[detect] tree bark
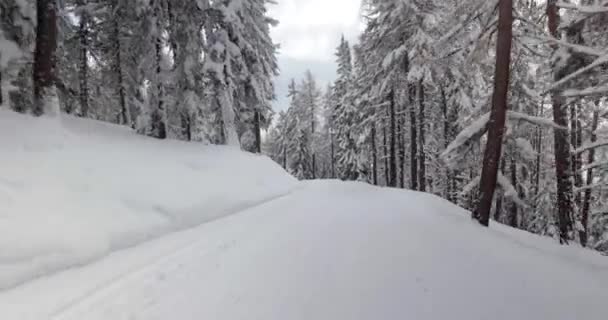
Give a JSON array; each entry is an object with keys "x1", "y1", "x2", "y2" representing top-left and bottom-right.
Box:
[
  {"x1": 382, "y1": 120, "x2": 389, "y2": 186},
  {"x1": 508, "y1": 153, "x2": 518, "y2": 228},
  {"x1": 77, "y1": 0, "x2": 89, "y2": 117},
  {"x1": 547, "y1": 0, "x2": 574, "y2": 243},
  {"x1": 580, "y1": 104, "x2": 599, "y2": 247},
  {"x1": 474, "y1": 0, "x2": 513, "y2": 227},
  {"x1": 388, "y1": 89, "x2": 397, "y2": 187},
  {"x1": 409, "y1": 84, "x2": 418, "y2": 191},
  {"x1": 372, "y1": 122, "x2": 378, "y2": 186},
  {"x1": 111, "y1": 0, "x2": 130, "y2": 126},
  {"x1": 33, "y1": 0, "x2": 58, "y2": 116},
  {"x1": 254, "y1": 110, "x2": 262, "y2": 153},
  {"x1": 398, "y1": 105, "x2": 406, "y2": 188},
  {"x1": 417, "y1": 79, "x2": 427, "y2": 192}
]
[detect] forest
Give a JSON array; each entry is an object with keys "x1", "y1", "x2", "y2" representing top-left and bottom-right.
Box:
[
  {"x1": 2, "y1": 0, "x2": 608, "y2": 253},
  {"x1": 264, "y1": 0, "x2": 608, "y2": 251}
]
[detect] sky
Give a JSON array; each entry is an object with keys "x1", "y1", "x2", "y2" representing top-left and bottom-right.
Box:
[{"x1": 268, "y1": 0, "x2": 363, "y2": 111}]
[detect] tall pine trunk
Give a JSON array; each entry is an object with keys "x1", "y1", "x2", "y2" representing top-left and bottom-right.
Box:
[
  {"x1": 33, "y1": 0, "x2": 58, "y2": 116},
  {"x1": 372, "y1": 122, "x2": 378, "y2": 186},
  {"x1": 580, "y1": 104, "x2": 599, "y2": 247},
  {"x1": 409, "y1": 84, "x2": 418, "y2": 190},
  {"x1": 254, "y1": 110, "x2": 262, "y2": 153},
  {"x1": 383, "y1": 120, "x2": 389, "y2": 186},
  {"x1": 547, "y1": 0, "x2": 574, "y2": 243},
  {"x1": 441, "y1": 86, "x2": 452, "y2": 201},
  {"x1": 77, "y1": 1, "x2": 89, "y2": 117},
  {"x1": 474, "y1": 0, "x2": 513, "y2": 226},
  {"x1": 417, "y1": 79, "x2": 426, "y2": 192},
  {"x1": 111, "y1": 0, "x2": 130, "y2": 126},
  {"x1": 508, "y1": 153, "x2": 518, "y2": 228},
  {"x1": 398, "y1": 105, "x2": 406, "y2": 188},
  {"x1": 388, "y1": 89, "x2": 397, "y2": 187}
]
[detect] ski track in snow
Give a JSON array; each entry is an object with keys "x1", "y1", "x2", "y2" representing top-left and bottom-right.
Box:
[{"x1": 1, "y1": 181, "x2": 605, "y2": 320}]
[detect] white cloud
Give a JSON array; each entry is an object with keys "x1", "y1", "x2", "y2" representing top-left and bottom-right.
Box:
[{"x1": 269, "y1": 0, "x2": 362, "y2": 62}]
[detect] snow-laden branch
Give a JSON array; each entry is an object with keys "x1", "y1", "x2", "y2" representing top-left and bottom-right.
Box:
[
  {"x1": 562, "y1": 84, "x2": 608, "y2": 98},
  {"x1": 543, "y1": 52, "x2": 608, "y2": 94},
  {"x1": 507, "y1": 111, "x2": 567, "y2": 130},
  {"x1": 441, "y1": 113, "x2": 490, "y2": 162},
  {"x1": 557, "y1": 0, "x2": 608, "y2": 14},
  {"x1": 527, "y1": 35, "x2": 606, "y2": 57},
  {"x1": 497, "y1": 173, "x2": 528, "y2": 208},
  {"x1": 578, "y1": 161, "x2": 608, "y2": 173},
  {"x1": 574, "y1": 140, "x2": 608, "y2": 155}
]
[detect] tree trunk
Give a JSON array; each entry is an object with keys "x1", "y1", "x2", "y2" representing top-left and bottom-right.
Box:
[
  {"x1": 33, "y1": 0, "x2": 58, "y2": 116},
  {"x1": 383, "y1": 120, "x2": 389, "y2": 186},
  {"x1": 388, "y1": 89, "x2": 397, "y2": 187},
  {"x1": 533, "y1": 103, "x2": 543, "y2": 213},
  {"x1": 570, "y1": 104, "x2": 582, "y2": 211},
  {"x1": 409, "y1": 84, "x2": 418, "y2": 191},
  {"x1": 330, "y1": 130, "x2": 336, "y2": 178},
  {"x1": 77, "y1": 1, "x2": 89, "y2": 117},
  {"x1": 547, "y1": 0, "x2": 574, "y2": 243},
  {"x1": 580, "y1": 104, "x2": 599, "y2": 247},
  {"x1": 398, "y1": 105, "x2": 406, "y2": 188},
  {"x1": 372, "y1": 122, "x2": 378, "y2": 186},
  {"x1": 441, "y1": 86, "x2": 452, "y2": 201},
  {"x1": 254, "y1": 110, "x2": 262, "y2": 153},
  {"x1": 494, "y1": 160, "x2": 507, "y2": 222},
  {"x1": 111, "y1": 0, "x2": 130, "y2": 126},
  {"x1": 417, "y1": 79, "x2": 427, "y2": 192},
  {"x1": 508, "y1": 153, "x2": 518, "y2": 228},
  {"x1": 474, "y1": 0, "x2": 513, "y2": 227}
]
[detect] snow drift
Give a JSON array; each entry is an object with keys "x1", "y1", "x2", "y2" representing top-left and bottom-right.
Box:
[{"x1": 0, "y1": 110, "x2": 298, "y2": 289}]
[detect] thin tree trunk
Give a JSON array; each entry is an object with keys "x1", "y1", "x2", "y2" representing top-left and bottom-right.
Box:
[
  {"x1": 547, "y1": 0, "x2": 574, "y2": 243},
  {"x1": 409, "y1": 84, "x2": 418, "y2": 190},
  {"x1": 580, "y1": 104, "x2": 599, "y2": 247},
  {"x1": 508, "y1": 153, "x2": 518, "y2": 228},
  {"x1": 77, "y1": 0, "x2": 89, "y2": 117},
  {"x1": 330, "y1": 130, "x2": 336, "y2": 178},
  {"x1": 494, "y1": 160, "x2": 507, "y2": 222},
  {"x1": 474, "y1": 0, "x2": 513, "y2": 226},
  {"x1": 533, "y1": 103, "x2": 543, "y2": 213},
  {"x1": 383, "y1": 120, "x2": 389, "y2": 186},
  {"x1": 441, "y1": 86, "x2": 452, "y2": 200},
  {"x1": 372, "y1": 122, "x2": 378, "y2": 186},
  {"x1": 254, "y1": 110, "x2": 262, "y2": 153},
  {"x1": 398, "y1": 105, "x2": 406, "y2": 188},
  {"x1": 388, "y1": 89, "x2": 397, "y2": 187},
  {"x1": 570, "y1": 104, "x2": 582, "y2": 211},
  {"x1": 417, "y1": 79, "x2": 427, "y2": 192},
  {"x1": 33, "y1": 0, "x2": 58, "y2": 116}
]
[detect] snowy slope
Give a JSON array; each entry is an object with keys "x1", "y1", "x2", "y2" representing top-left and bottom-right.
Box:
[
  {"x1": 1, "y1": 181, "x2": 607, "y2": 320},
  {"x1": 0, "y1": 110, "x2": 298, "y2": 289}
]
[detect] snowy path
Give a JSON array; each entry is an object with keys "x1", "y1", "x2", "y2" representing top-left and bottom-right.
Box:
[{"x1": 2, "y1": 181, "x2": 608, "y2": 320}]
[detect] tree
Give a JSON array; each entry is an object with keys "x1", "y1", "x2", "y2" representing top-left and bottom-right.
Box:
[{"x1": 32, "y1": 0, "x2": 58, "y2": 116}]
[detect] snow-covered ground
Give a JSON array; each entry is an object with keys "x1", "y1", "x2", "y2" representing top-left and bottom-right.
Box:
[
  {"x1": 1, "y1": 110, "x2": 608, "y2": 319},
  {"x1": 0, "y1": 110, "x2": 297, "y2": 290}
]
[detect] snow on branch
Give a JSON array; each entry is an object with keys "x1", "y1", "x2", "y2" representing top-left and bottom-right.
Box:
[
  {"x1": 507, "y1": 111, "x2": 567, "y2": 130},
  {"x1": 562, "y1": 84, "x2": 608, "y2": 98},
  {"x1": 497, "y1": 173, "x2": 528, "y2": 209},
  {"x1": 574, "y1": 140, "x2": 608, "y2": 155},
  {"x1": 543, "y1": 52, "x2": 608, "y2": 94},
  {"x1": 441, "y1": 113, "x2": 490, "y2": 166},
  {"x1": 557, "y1": 1, "x2": 608, "y2": 14},
  {"x1": 578, "y1": 161, "x2": 608, "y2": 173}
]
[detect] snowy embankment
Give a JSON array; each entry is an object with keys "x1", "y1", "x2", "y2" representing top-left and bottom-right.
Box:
[{"x1": 0, "y1": 110, "x2": 298, "y2": 289}]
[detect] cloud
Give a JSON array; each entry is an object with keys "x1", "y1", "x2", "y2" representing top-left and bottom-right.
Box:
[{"x1": 268, "y1": 0, "x2": 363, "y2": 110}]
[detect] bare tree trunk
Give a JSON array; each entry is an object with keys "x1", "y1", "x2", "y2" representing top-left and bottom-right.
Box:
[
  {"x1": 330, "y1": 130, "x2": 336, "y2": 178},
  {"x1": 441, "y1": 86, "x2": 452, "y2": 201},
  {"x1": 494, "y1": 160, "x2": 507, "y2": 222},
  {"x1": 111, "y1": 0, "x2": 130, "y2": 126},
  {"x1": 383, "y1": 120, "x2": 389, "y2": 186},
  {"x1": 77, "y1": 0, "x2": 89, "y2": 117},
  {"x1": 388, "y1": 89, "x2": 397, "y2": 187},
  {"x1": 570, "y1": 104, "x2": 582, "y2": 211},
  {"x1": 409, "y1": 84, "x2": 418, "y2": 190},
  {"x1": 254, "y1": 110, "x2": 262, "y2": 153},
  {"x1": 417, "y1": 79, "x2": 427, "y2": 192},
  {"x1": 474, "y1": 0, "x2": 513, "y2": 226},
  {"x1": 581, "y1": 104, "x2": 599, "y2": 247},
  {"x1": 508, "y1": 153, "x2": 518, "y2": 228},
  {"x1": 398, "y1": 105, "x2": 406, "y2": 188},
  {"x1": 33, "y1": 0, "x2": 58, "y2": 116},
  {"x1": 372, "y1": 122, "x2": 378, "y2": 186},
  {"x1": 547, "y1": 0, "x2": 574, "y2": 243},
  {"x1": 533, "y1": 103, "x2": 543, "y2": 213}
]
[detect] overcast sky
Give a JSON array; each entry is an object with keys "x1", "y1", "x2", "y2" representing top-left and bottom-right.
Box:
[{"x1": 269, "y1": 0, "x2": 363, "y2": 111}]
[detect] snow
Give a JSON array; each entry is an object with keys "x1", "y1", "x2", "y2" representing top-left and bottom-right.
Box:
[
  {"x1": 0, "y1": 109, "x2": 297, "y2": 290},
  {"x1": 1, "y1": 110, "x2": 608, "y2": 319},
  {"x1": 1, "y1": 181, "x2": 608, "y2": 320}
]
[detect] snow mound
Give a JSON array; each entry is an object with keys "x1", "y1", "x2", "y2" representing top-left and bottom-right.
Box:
[{"x1": 0, "y1": 110, "x2": 298, "y2": 289}]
